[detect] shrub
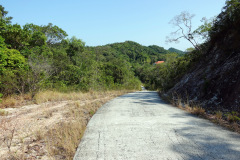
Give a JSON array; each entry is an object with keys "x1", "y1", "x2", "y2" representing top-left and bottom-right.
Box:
[
  {"x1": 0, "y1": 93, "x2": 2, "y2": 103},
  {"x1": 0, "y1": 96, "x2": 17, "y2": 108},
  {"x1": 192, "y1": 106, "x2": 205, "y2": 116},
  {"x1": 215, "y1": 111, "x2": 223, "y2": 120},
  {"x1": 226, "y1": 112, "x2": 240, "y2": 123}
]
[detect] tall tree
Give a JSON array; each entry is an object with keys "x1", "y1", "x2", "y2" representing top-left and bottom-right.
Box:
[
  {"x1": 41, "y1": 23, "x2": 68, "y2": 45},
  {"x1": 166, "y1": 11, "x2": 201, "y2": 51},
  {"x1": 0, "y1": 5, "x2": 12, "y2": 25}
]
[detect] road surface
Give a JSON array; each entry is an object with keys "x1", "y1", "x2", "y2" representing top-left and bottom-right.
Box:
[{"x1": 74, "y1": 91, "x2": 240, "y2": 160}]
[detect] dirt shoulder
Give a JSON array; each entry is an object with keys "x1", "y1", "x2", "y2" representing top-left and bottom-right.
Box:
[{"x1": 0, "y1": 90, "x2": 132, "y2": 160}]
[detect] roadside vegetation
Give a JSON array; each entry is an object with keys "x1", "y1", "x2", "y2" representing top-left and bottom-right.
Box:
[
  {"x1": 165, "y1": 93, "x2": 240, "y2": 133},
  {"x1": 0, "y1": 5, "x2": 142, "y2": 98},
  {"x1": 153, "y1": 0, "x2": 240, "y2": 132},
  {"x1": 0, "y1": 90, "x2": 132, "y2": 159}
]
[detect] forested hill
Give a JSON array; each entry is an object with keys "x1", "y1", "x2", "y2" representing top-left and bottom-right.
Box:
[
  {"x1": 168, "y1": 47, "x2": 185, "y2": 55},
  {"x1": 86, "y1": 41, "x2": 175, "y2": 64}
]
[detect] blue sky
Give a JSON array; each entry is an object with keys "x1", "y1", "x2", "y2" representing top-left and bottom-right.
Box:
[{"x1": 1, "y1": 0, "x2": 226, "y2": 51}]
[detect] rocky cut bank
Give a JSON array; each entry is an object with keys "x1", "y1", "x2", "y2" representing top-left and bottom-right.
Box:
[{"x1": 167, "y1": 1, "x2": 240, "y2": 113}]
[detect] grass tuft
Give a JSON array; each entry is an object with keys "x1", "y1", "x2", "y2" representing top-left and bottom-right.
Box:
[
  {"x1": 45, "y1": 121, "x2": 86, "y2": 160},
  {"x1": 0, "y1": 94, "x2": 33, "y2": 109},
  {"x1": 192, "y1": 106, "x2": 205, "y2": 116},
  {"x1": 215, "y1": 111, "x2": 223, "y2": 120},
  {"x1": 0, "y1": 109, "x2": 8, "y2": 116},
  {"x1": 34, "y1": 129, "x2": 44, "y2": 141},
  {"x1": 1, "y1": 96, "x2": 17, "y2": 108},
  {"x1": 165, "y1": 92, "x2": 240, "y2": 133}
]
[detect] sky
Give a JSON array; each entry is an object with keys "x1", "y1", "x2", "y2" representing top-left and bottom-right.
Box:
[{"x1": 1, "y1": 0, "x2": 226, "y2": 51}]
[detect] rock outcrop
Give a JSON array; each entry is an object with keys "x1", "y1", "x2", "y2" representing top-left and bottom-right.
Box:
[{"x1": 168, "y1": 27, "x2": 240, "y2": 113}]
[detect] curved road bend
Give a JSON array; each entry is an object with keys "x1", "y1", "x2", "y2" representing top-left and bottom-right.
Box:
[{"x1": 74, "y1": 91, "x2": 240, "y2": 160}]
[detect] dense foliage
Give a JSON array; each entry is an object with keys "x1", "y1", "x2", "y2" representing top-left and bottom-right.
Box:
[
  {"x1": 86, "y1": 42, "x2": 189, "y2": 92},
  {"x1": 0, "y1": 4, "x2": 189, "y2": 97},
  {"x1": 0, "y1": 5, "x2": 144, "y2": 97},
  {"x1": 168, "y1": 47, "x2": 185, "y2": 55},
  {"x1": 209, "y1": 0, "x2": 240, "y2": 47},
  {"x1": 86, "y1": 41, "x2": 170, "y2": 65}
]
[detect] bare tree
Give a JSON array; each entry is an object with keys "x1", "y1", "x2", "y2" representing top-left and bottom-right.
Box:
[{"x1": 166, "y1": 11, "x2": 201, "y2": 51}]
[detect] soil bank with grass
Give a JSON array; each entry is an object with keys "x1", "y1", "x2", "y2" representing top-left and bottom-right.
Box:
[{"x1": 0, "y1": 90, "x2": 133, "y2": 160}]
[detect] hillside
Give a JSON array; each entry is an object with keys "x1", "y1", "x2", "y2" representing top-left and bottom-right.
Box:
[
  {"x1": 167, "y1": 1, "x2": 240, "y2": 114},
  {"x1": 86, "y1": 41, "x2": 173, "y2": 65},
  {"x1": 168, "y1": 47, "x2": 185, "y2": 55}
]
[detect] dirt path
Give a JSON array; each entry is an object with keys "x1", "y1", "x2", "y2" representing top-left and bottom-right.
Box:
[
  {"x1": 0, "y1": 101, "x2": 73, "y2": 159},
  {"x1": 74, "y1": 91, "x2": 240, "y2": 160}
]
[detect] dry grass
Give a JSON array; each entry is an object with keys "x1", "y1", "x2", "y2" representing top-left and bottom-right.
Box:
[
  {"x1": 0, "y1": 117, "x2": 17, "y2": 152},
  {"x1": 184, "y1": 103, "x2": 192, "y2": 112},
  {"x1": 45, "y1": 99, "x2": 112, "y2": 160},
  {"x1": 177, "y1": 98, "x2": 183, "y2": 108},
  {"x1": 192, "y1": 106, "x2": 205, "y2": 116},
  {"x1": 0, "y1": 89, "x2": 134, "y2": 159},
  {"x1": 42, "y1": 108, "x2": 54, "y2": 118},
  {"x1": 0, "y1": 109, "x2": 8, "y2": 116},
  {"x1": 34, "y1": 129, "x2": 44, "y2": 141},
  {"x1": 1, "y1": 96, "x2": 17, "y2": 108},
  {"x1": 0, "y1": 94, "x2": 32, "y2": 109},
  {"x1": 165, "y1": 93, "x2": 240, "y2": 134},
  {"x1": 215, "y1": 111, "x2": 223, "y2": 120},
  {"x1": 45, "y1": 122, "x2": 85, "y2": 160},
  {"x1": 181, "y1": 101, "x2": 205, "y2": 116},
  {"x1": 34, "y1": 90, "x2": 130, "y2": 104},
  {"x1": 168, "y1": 92, "x2": 206, "y2": 116}
]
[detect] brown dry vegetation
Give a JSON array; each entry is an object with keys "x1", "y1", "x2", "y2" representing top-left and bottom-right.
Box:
[
  {"x1": 166, "y1": 94, "x2": 240, "y2": 134},
  {"x1": 0, "y1": 94, "x2": 33, "y2": 109},
  {"x1": 0, "y1": 90, "x2": 133, "y2": 160}
]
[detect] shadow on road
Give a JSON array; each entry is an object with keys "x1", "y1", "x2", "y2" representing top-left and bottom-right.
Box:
[
  {"x1": 74, "y1": 90, "x2": 240, "y2": 159},
  {"x1": 119, "y1": 91, "x2": 168, "y2": 105},
  {"x1": 169, "y1": 113, "x2": 240, "y2": 160},
  {"x1": 121, "y1": 91, "x2": 240, "y2": 159}
]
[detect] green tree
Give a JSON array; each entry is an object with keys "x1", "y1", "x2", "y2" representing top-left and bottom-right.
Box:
[
  {"x1": 0, "y1": 35, "x2": 6, "y2": 48},
  {"x1": 1, "y1": 24, "x2": 30, "y2": 50},
  {"x1": 209, "y1": 0, "x2": 240, "y2": 42},
  {"x1": 41, "y1": 23, "x2": 68, "y2": 45},
  {"x1": 185, "y1": 47, "x2": 195, "y2": 53},
  {"x1": 0, "y1": 48, "x2": 28, "y2": 95},
  {"x1": 194, "y1": 17, "x2": 215, "y2": 41},
  {"x1": 0, "y1": 5, "x2": 12, "y2": 31},
  {"x1": 66, "y1": 36, "x2": 85, "y2": 58}
]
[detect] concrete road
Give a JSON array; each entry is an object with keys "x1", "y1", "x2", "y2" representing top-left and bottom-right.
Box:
[{"x1": 74, "y1": 91, "x2": 240, "y2": 160}]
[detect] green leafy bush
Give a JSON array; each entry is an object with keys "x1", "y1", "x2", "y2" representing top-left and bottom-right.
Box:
[
  {"x1": 0, "y1": 93, "x2": 2, "y2": 103},
  {"x1": 226, "y1": 112, "x2": 240, "y2": 123}
]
